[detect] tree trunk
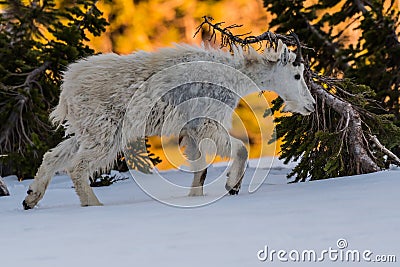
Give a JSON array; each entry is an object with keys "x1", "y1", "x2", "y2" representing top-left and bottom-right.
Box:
[
  {"x1": 0, "y1": 176, "x2": 10, "y2": 196},
  {"x1": 310, "y1": 81, "x2": 380, "y2": 174}
]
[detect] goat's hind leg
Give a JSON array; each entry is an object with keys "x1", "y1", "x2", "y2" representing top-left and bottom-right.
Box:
[
  {"x1": 67, "y1": 137, "x2": 122, "y2": 207},
  {"x1": 23, "y1": 137, "x2": 79, "y2": 210},
  {"x1": 225, "y1": 137, "x2": 248, "y2": 195},
  {"x1": 68, "y1": 159, "x2": 102, "y2": 207},
  {"x1": 182, "y1": 135, "x2": 208, "y2": 197}
]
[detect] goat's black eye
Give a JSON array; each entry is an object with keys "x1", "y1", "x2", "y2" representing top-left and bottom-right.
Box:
[{"x1": 294, "y1": 74, "x2": 301, "y2": 80}]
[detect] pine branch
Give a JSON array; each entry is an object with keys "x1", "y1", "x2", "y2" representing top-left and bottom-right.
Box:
[
  {"x1": 309, "y1": 79, "x2": 379, "y2": 174},
  {"x1": 298, "y1": 12, "x2": 350, "y2": 71},
  {"x1": 354, "y1": 0, "x2": 400, "y2": 47},
  {"x1": 75, "y1": 0, "x2": 100, "y2": 29}
]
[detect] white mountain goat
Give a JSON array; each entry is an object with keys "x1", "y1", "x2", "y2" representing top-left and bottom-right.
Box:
[{"x1": 23, "y1": 39, "x2": 315, "y2": 209}]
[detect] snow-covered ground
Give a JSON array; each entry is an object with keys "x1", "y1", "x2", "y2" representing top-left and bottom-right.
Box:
[{"x1": 1, "y1": 158, "x2": 399, "y2": 266}]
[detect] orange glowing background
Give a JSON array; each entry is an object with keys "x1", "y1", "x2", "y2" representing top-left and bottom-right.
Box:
[{"x1": 84, "y1": 0, "x2": 286, "y2": 169}]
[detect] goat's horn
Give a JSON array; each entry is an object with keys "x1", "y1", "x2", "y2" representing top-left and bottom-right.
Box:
[{"x1": 290, "y1": 31, "x2": 302, "y2": 66}]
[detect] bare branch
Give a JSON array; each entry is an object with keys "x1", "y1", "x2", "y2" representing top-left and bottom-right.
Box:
[
  {"x1": 0, "y1": 61, "x2": 51, "y2": 153},
  {"x1": 369, "y1": 134, "x2": 400, "y2": 166},
  {"x1": 195, "y1": 16, "x2": 311, "y2": 50},
  {"x1": 0, "y1": 176, "x2": 10, "y2": 196},
  {"x1": 24, "y1": 61, "x2": 51, "y2": 89}
]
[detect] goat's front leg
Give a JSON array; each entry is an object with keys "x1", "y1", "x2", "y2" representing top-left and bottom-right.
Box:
[
  {"x1": 23, "y1": 152, "x2": 55, "y2": 209},
  {"x1": 225, "y1": 137, "x2": 248, "y2": 195},
  {"x1": 189, "y1": 168, "x2": 208, "y2": 196},
  {"x1": 23, "y1": 137, "x2": 79, "y2": 210}
]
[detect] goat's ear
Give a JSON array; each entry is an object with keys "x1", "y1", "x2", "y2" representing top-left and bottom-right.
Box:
[{"x1": 288, "y1": 51, "x2": 297, "y2": 63}]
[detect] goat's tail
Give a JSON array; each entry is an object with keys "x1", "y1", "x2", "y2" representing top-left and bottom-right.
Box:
[{"x1": 50, "y1": 87, "x2": 68, "y2": 127}]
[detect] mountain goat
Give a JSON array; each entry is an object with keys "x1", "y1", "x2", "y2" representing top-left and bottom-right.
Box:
[{"x1": 23, "y1": 39, "x2": 315, "y2": 209}]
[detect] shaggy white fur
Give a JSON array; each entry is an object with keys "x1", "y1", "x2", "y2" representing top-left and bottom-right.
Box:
[{"x1": 23, "y1": 41, "x2": 315, "y2": 209}]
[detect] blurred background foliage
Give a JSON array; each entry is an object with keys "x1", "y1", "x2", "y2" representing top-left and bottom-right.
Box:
[{"x1": 89, "y1": 0, "x2": 270, "y2": 53}]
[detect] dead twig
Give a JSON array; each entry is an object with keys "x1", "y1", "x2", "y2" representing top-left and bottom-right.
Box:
[
  {"x1": 369, "y1": 134, "x2": 400, "y2": 166},
  {"x1": 194, "y1": 16, "x2": 312, "y2": 50}
]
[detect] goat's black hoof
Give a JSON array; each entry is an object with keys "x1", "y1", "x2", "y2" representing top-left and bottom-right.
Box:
[
  {"x1": 22, "y1": 200, "x2": 32, "y2": 210},
  {"x1": 228, "y1": 189, "x2": 239, "y2": 195},
  {"x1": 225, "y1": 184, "x2": 239, "y2": 195}
]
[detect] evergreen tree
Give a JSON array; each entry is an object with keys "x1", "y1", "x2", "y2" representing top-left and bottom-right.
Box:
[
  {"x1": 196, "y1": 9, "x2": 400, "y2": 182},
  {"x1": 262, "y1": 0, "x2": 400, "y2": 181},
  {"x1": 264, "y1": 0, "x2": 400, "y2": 120},
  {"x1": 0, "y1": 0, "x2": 108, "y2": 178},
  {"x1": 0, "y1": 0, "x2": 159, "y2": 178}
]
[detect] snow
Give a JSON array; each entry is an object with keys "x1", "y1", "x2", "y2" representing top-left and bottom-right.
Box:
[{"x1": 0, "y1": 158, "x2": 399, "y2": 266}]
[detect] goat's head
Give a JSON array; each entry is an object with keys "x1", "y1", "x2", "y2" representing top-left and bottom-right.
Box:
[{"x1": 247, "y1": 36, "x2": 315, "y2": 115}]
